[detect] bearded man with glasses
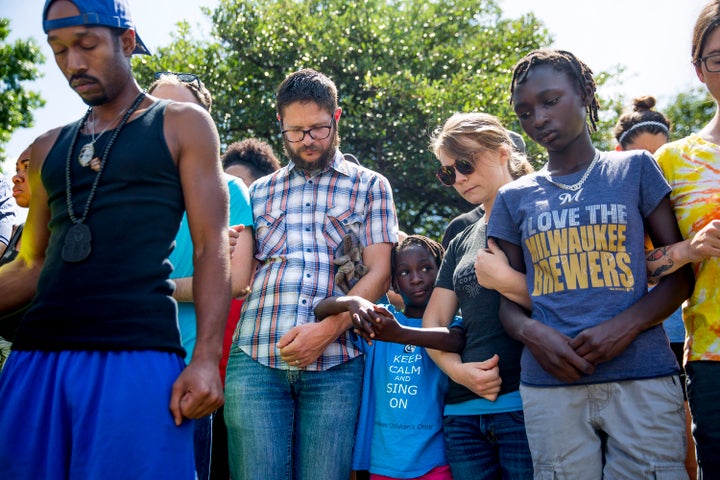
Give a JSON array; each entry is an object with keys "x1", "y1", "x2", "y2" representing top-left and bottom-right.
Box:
[{"x1": 224, "y1": 68, "x2": 399, "y2": 480}]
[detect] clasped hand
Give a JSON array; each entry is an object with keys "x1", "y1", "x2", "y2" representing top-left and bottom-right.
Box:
[
  {"x1": 526, "y1": 315, "x2": 637, "y2": 384},
  {"x1": 277, "y1": 318, "x2": 343, "y2": 368},
  {"x1": 341, "y1": 297, "x2": 398, "y2": 345}
]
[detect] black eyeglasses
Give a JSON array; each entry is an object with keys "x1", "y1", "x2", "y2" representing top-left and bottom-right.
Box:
[
  {"x1": 435, "y1": 157, "x2": 476, "y2": 186},
  {"x1": 700, "y1": 53, "x2": 720, "y2": 72},
  {"x1": 154, "y1": 71, "x2": 202, "y2": 87},
  {"x1": 281, "y1": 121, "x2": 334, "y2": 143}
]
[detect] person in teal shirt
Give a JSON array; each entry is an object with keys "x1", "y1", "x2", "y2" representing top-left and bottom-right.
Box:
[{"x1": 149, "y1": 72, "x2": 254, "y2": 480}]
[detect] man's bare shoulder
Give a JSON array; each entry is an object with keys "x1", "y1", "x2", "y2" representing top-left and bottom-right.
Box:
[
  {"x1": 158, "y1": 98, "x2": 213, "y2": 124},
  {"x1": 150, "y1": 98, "x2": 219, "y2": 167},
  {"x1": 30, "y1": 125, "x2": 66, "y2": 170},
  {"x1": 160, "y1": 100, "x2": 217, "y2": 144}
]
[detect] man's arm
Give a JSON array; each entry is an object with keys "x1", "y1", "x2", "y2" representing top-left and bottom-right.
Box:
[
  {"x1": 646, "y1": 219, "x2": 720, "y2": 283},
  {"x1": 315, "y1": 294, "x2": 465, "y2": 352},
  {"x1": 323, "y1": 241, "x2": 393, "y2": 336},
  {"x1": 314, "y1": 295, "x2": 371, "y2": 320},
  {"x1": 163, "y1": 102, "x2": 230, "y2": 425},
  {"x1": 422, "y1": 287, "x2": 501, "y2": 400},
  {"x1": 314, "y1": 294, "x2": 389, "y2": 345},
  {"x1": 569, "y1": 197, "x2": 695, "y2": 365},
  {"x1": 0, "y1": 133, "x2": 55, "y2": 314},
  {"x1": 277, "y1": 241, "x2": 393, "y2": 367},
  {"x1": 173, "y1": 225, "x2": 254, "y2": 301}
]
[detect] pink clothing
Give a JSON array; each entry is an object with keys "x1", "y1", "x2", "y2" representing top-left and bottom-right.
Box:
[
  {"x1": 370, "y1": 464, "x2": 452, "y2": 480},
  {"x1": 219, "y1": 298, "x2": 243, "y2": 385}
]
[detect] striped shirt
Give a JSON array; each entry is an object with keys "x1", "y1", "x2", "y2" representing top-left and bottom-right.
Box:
[{"x1": 237, "y1": 151, "x2": 398, "y2": 371}]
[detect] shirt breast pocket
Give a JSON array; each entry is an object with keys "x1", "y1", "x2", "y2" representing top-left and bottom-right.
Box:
[
  {"x1": 255, "y1": 210, "x2": 287, "y2": 257},
  {"x1": 322, "y1": 206, "x2": 364, "y2": 251}
]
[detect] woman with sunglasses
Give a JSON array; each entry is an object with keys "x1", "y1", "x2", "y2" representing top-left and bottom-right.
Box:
[{"x1": 422, "y1": 112, "x2": 534, "y2": 479}]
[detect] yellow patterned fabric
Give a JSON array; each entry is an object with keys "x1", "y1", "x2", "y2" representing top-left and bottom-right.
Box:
[{"x1": 655, "y1": 134, "x2": 720, "y2": 363}]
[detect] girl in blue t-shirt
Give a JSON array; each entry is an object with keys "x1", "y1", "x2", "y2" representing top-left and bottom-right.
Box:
[
  {"x1": 315, "y1": 235, "x2": 461, "y2": 480},
  {"x1": 489, "y1": 48, "x2": 692, "y2": 478}
]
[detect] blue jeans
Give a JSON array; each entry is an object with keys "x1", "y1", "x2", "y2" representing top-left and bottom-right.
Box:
[
  {"x1": 442, "y1": 410, "x2": 533, "y2": 480},
  {"x1": 224, "y1": 347, "x2": 363, "y2": 480},
  {"x1": 194, "y1": 413, "x2": 213, "y2": 480},
  {"x1": 686, "y1": 361, "x2": 720, "y2": 479}
]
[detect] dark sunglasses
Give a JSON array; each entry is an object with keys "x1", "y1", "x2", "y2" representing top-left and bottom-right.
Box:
[
  {"x1": 154, "y1": 71, "x2": 201, "y2": 87},
  {"x1": 435, "y1": 157, "x2": 476, "y2": 187}
]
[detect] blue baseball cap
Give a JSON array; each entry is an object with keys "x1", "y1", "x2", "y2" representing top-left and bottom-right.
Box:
[{"x1": 42, "y1": 0, "x2": 150, "y2": 55}]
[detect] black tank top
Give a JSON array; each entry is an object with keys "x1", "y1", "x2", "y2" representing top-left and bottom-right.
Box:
[{"x1": 14, "y1": 100, "x2": 186, "y2": 354}]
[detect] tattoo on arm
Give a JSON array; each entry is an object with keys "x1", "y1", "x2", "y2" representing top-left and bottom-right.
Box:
[
  {"x1": 649, "y1": 263, "x2": 673, "y2": 279},
  {"x1": 646, "y1": 246, "x2": 674, "y2": 283},
  {"x1": 646, "y1": 246, "x2": 670, "y2": 262}
]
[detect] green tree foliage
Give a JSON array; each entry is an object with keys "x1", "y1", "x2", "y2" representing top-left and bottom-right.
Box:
[
  {"x1": 134, "y1": 1, "x2": 625, "y2": 239},
  {"x1": 591, "y1": 66, "x2": 626, "y2": 152},
  {"x1": 134, "y1": 0, "x2": 553, "y2": 239},
  {"x1": 665, "y1": 87, "x2": 715, "y2": 140},
  {"x1": 0, "y1": 18, "x2": 45, "y2": 165}
]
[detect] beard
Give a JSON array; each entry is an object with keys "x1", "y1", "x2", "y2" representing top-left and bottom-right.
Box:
[{"x1": 283, "y1": 130, "x2": 340, "y2": 173}]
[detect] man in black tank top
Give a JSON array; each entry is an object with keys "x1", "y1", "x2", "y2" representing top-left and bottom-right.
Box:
[{"x1": 0, "y1": 1, "x2": 231, "y2": 478}]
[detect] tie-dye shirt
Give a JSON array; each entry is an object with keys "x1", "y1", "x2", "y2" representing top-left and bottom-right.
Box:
[{"x1": 655, "y1": 134, "x2": 720, "y2": 363}]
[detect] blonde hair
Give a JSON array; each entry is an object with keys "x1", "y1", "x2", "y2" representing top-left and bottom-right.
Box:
[{"x1": 430, "y1": 112, "x2": 533, "y2": 180}]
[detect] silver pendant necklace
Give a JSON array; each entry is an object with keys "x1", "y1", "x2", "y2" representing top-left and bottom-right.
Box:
[
  {"x1": 544, "y1": 150, "x2": 600, "y2": 191},
  {"x1": 62, "y1": 92, "x2": 146, "y2": 263},
  {"x1": 78, "y1": 105, "x2": 130, "y2": 167}
]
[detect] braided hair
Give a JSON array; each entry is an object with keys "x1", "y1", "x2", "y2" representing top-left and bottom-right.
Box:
[
  {"x1": 510, "y1": 49, "x2": 600, "y2": 133},
  {"x1": 391, "y1": 235, "x2": 445, "y2": 280}
]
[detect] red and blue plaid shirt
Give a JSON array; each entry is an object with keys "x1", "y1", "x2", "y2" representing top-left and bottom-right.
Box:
[{"x1": 237, "y1": 151, "x2": 398, "y2": 371}]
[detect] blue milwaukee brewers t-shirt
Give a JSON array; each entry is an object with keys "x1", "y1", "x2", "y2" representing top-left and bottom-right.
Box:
[{"x1": 489, "y1": 150, "x2": 679, "y2": 386}]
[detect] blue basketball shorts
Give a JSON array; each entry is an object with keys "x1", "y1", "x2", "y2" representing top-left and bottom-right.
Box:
[{"x1": 0, "y1": 350, "x2": 195, "y2": 479}]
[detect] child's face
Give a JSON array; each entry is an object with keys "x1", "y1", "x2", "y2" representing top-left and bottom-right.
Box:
[
  {"x1": 393, "y1": 245, "x2": 438, "y2": 309},
  {"x1": 512, "y1": 64, "x2": 590, "y2": 152}
]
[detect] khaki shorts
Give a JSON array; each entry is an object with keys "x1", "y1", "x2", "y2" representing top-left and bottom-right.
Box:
[{"x1": 520, "y1": 377, "x2": 687, "y2": 479}]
